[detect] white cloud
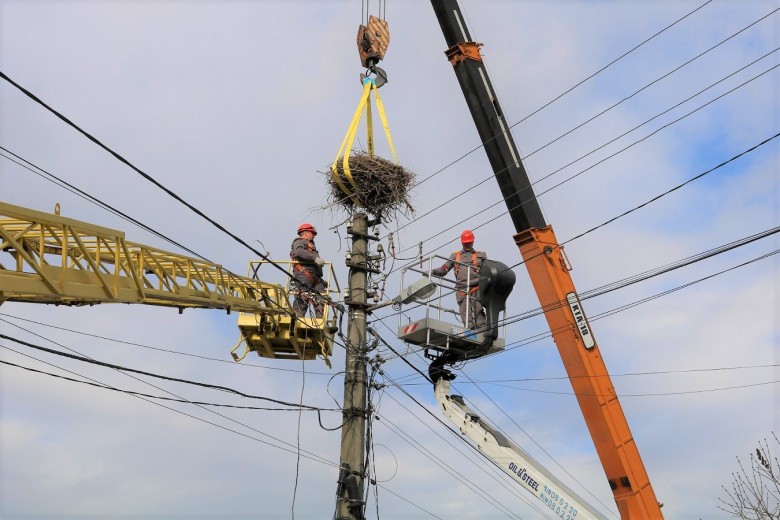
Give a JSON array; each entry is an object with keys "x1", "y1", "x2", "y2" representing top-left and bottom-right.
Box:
[{"x1": 2, "y1": 0, "x2": 778, "y2": 519}]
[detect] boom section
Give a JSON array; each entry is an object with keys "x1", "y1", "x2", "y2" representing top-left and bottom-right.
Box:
[
  {"x1": 430, "y1": 1, "x2": 664, "y2": 517},
  {"x1": 0, "y1": 201, "x2": 285, "y2": 313},
  {"x1": 430, "y1": 0, "x2": 545, "y2": 232},
  {"x1": 435, "y1": 379, "x2": 608, "y2": 520},
  {"x1": 0, "y1": 202, "x2": 337, "y2": 364}
]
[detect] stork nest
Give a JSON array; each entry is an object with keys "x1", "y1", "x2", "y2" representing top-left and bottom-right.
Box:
[{"x1": 325, "y1": 152, "x2": 415, "y2": 220}]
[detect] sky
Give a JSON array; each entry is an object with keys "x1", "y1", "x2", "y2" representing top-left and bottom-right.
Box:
[{"x1": 1, "y1": 0, "x2": 778, "y2": 519}]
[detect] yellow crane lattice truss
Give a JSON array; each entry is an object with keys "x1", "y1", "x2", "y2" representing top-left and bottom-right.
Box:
[{"x1": 0, "y1": 201, "x2": 335, "y2": 364}]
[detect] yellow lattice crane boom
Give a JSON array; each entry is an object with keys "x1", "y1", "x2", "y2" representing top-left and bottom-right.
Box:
[{"x1": 0, "y1": 201, "x2": 338, "y2": 365}]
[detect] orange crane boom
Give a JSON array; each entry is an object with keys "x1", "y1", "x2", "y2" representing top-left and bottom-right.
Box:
[{"x1": 430, "y1": 1, "x2": 664, "y2": 517}]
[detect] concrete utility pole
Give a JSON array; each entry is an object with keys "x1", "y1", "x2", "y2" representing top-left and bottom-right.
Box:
[{"x1": 335, "y1": 211, "x2": 369, "y2": 520}]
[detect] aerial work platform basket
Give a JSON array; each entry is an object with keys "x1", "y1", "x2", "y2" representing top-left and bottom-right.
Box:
[
  {"x1": 234, "y1": 260, "x2": 342, "y2": 367},
  {"x1": 394, "y1": 255, "x2": 510, "y2": 360},
  {"x1": 0, "y1": 202, "x2": 340, "y2": 367}
]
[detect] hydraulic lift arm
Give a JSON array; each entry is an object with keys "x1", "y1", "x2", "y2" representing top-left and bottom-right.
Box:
[
  {"x1": 435, "y1": 379, "x2": 608, "y2": 520},
  {"x1": 429, "y1": 1, "x2": 663, "y2": 517}
]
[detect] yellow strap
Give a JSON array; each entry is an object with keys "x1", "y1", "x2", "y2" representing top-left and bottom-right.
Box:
[
  {"x1": 366, "y1": 94, "x2": 374, "y2": 156},
  {"x1": 330, "y1": 78, "x2": 397, "y2": 205},
  {"x1": 331, "y1": 81, "x2": 372, "y2": 198},
  {"x1": 372, "y1": 81, "x2": 398, "y2": 164}
]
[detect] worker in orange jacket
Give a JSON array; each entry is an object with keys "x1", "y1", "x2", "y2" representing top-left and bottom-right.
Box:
[
  {"x1": 431, "y1": 229, "x2": 487, "y2": 331},
  {"x1": 290, "y1": 223, "x2": 327, "y2": 318}
]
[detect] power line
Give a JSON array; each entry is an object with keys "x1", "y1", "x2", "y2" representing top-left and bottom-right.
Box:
[
  {"x1": 0, "y1": 145, "x2": 215, "y2": 264},
  {"x1": 389, "y1": 4, "x2": 772, "y2": 242},
  {"x1": 1, "y1": 342, "x2": 340, "y2": 467},
  {"x1": 380, "y1": 246, "x2": 779, "y2": 388},
  {"x1": 521, "y1": 8, "x2": 780, "y2": 161},
  {"x1": 372, "y1": 325, "x2": 612, "y2": 517},
  {"x1": 560, "y1": 132, "x2": 780, "y2": 247},
  {"x1": 484, "y1": 379, "x2": 780, "y2": 399},
  {"x1": 407, "y1": 363, "x2": 780, "y2": 386},
  {"x1": 0, "y1": 332, "x2": 327, "y2": 410},
  {"x1": 378, "y1": 380, "x2": 553, "y2": 519},
  {"x1": 0, "y1": 358, "x2": 339, "y2": 412},
  {"x1": 414, "y1": 0, "x2": 717, "y2": 189},
  {"x1": 381, "y1": 222, "x2": 779, "y2": 330},
  {"x1": 453, "y1": 368, "x2": 620, "y2": 518},
  {"x1": 401, "y1": 71, "x2": 780, "y2": 258},
  {"x1": 495, "y1": 224, "x2": 780, "y2": 329},
  {"x1": 0, "y1": 312, "x2": 336, "y2": 376},
  {"x1": 0, "y1": 69, "x2": 294, "y2": 280}
]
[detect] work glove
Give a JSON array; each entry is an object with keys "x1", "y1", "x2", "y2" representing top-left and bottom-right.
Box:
[{"x1": 314, "y1": 257, "x2": 325, "y2": 267}]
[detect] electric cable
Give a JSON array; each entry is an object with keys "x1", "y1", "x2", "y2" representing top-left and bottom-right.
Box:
[
  {"x1": 454, "y1": 368, "x2": 619, "y2": 517},
  {"x1": 483, "y1": 378, "x2": 780, "y2": 398},
  {"x1": 414, "y1": 0, "x2": 718, "y2": 189},
  {"x1": 0, "y1": 312, "x2": 336, "y2": 375},
  {"x1": 381, "y1": 222, "x2": 780, "y2": 331},
  {"x1": 0, "y1": 342, "x2": 339, "y2": 466},
  {"x1": 377, "y1": 413, "x2": 528, "y2": 520},
  {"x1": 373, "y1": 325, "x2": 616, "y2": 517},
  {"x1": 0, "y1": 146, "x2": 213, "y2": 264},
  {"x1": 388, "y1": 6, "x2": 774, "y2": 242},
  {"x1": 521, "y1": 8, "x2": 779, "y2": 161},
  {"x1": 374, "y1": 483, "x2": 444, "y2": 520},
  {"x1": 378, "y1": 374, "x2": 560, "y2": 519},
  {"x1": 375, "y1": 244, "x2": 779, "y2": 389},
  {"x1": 0, "y1": 358, "x2": 338, "y2": 412},
  {"x1": 0, "y1": 70, "x2": 295, "y2": 281},
  {"x1": 399, "y1": 74, "x2": 780, "y2": 258},
  {"x1": 494, "y1": 224, "x2": 780, "y2": 330},
  {"x1": 388, "y1": 47, "x2": 779, "y2": 242},
  {"x1": 410, "y1": 363, "x2": 780, "y2": 386},
  {"x1": 0, "y1": 332, "x2": 328, "y2": 410}
]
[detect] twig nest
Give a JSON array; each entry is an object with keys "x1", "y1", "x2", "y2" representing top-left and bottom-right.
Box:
[{"x1": 327, "y1": 152, "x2": 415, "y2": 220}]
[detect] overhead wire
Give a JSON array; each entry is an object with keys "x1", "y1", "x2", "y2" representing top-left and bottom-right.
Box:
[
  {"x1": 456, "y1": 368, "x2": 619, "y2": 517},
  {"x1": 0, "y1": 312, "x2": 336, "y2": 375},
  {"x1": 377, "y1": 371, "x2": 560, "y2": 519},
  {"x1": 0, "y1": 70, "x2": 295, "y2": 281},
  {"x1": 380, "y1": 221, "x2": 780, "y2": 333},
  {"x1": 373, "y1": 324, "x2": 615, "y2": 517},
  {"x1": 521, "y1": 7, "x2": 780, "y2": 161},
  {"x1": 396, "y1": 64, "x2": 780, "y2": 257},
  {"x1": 482, "y1": 378, "x2": 780, "y2": 398},
  {"x1": 492, "y1": 223, "x2": 780, "y2": 330},
  {"x1": 0, "y1": 146, "x2": 213, "y2": 264},
  {"x1": 387, "y1": 2, "x2": 769, "y2": 242},
  {"x1": 0, "y1": 358, "x2": 337, "y2": 412},
  {"x1": 0, "y1": 342, "x2": 340, "y2": 467},
  {"x1": 421, "y1": 129, "x2": 779, "y2": 275},
  {"x1": 375, "y1": 242, "x2": 779, "y2": 389},
  {"x1": 0, "y1": 324, "x2": 346, "y2": 458},
  {"x1": 367, "y1": 244, "x2": 779, "y2": 513},
  {"x1": 413, "y1": 0, "x2": 717, "y2": 190},
  {"x1": 0, "y1": 332, "x2": 331, "y2": 411}
]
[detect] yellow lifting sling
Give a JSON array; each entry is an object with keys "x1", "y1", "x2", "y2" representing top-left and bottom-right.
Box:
[{"x1": 330, "y1": 77, "x2": 398, "y2": 205}]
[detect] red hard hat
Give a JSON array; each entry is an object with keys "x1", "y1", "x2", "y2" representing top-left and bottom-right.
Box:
[
  {"x1": 461, "y1": 229, "x2": 475, "y2": 244},
  {"x1": 297, "y1": 223, "x2": 317, "y2": 236}
]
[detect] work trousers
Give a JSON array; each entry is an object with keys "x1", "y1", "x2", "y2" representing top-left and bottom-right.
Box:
[
  {"x1": 292, "y1": 277, "x2": 326, "y2": 318},
  {"x1": 457, "y1": 291, "x2": 486, "y2": 331}
]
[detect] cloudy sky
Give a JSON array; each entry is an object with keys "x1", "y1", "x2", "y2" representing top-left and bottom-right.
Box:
[{"x1": 1, "y1": 0, "x2": 778, "y2": 519}]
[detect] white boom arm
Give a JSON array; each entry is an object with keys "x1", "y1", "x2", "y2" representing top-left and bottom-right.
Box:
[{"x1": 435, "y1": 379, "x2": 609, "y2": 520}]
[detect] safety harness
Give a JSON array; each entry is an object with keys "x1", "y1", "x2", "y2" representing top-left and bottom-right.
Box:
[
  {"x1": 454, "y1": 250, "x2": 481, "y2": 297},
  {"x1": 291, "y1": 238, "x2": 318, "y2": 285}
]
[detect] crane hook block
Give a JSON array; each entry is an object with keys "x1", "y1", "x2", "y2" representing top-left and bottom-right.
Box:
[{"x1": 357, "y1": 15, "x2": 390, "y2": 69}]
